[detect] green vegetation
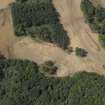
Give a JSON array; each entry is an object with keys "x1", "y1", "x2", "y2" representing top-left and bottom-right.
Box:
[
  {"x1": 11, "y1": 0, "x2": 70, "y2": 49},
  {"x1": 81, "y1": 0, "x2": 105, "y2": 48},
  {"x1": 99, "y1": 35, "x2": 105, "y2": 48},
  {"x1": 75, "y1": 47, "x2": 88, "y2": 57},
  {"x1": 39, "y1": 60, "x2": 58, "y2": 75},
  {"x1": 0, "y1": 59, "x2": 105, "y2": 105}
]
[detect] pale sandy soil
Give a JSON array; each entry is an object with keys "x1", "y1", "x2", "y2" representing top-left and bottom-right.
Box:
[
  {"x1": 0, "y1": 0, "x2": 105, "y2": 77},
  {"x1": 0, "y1": 0, "x2": 14, "y2": 8},
  {"x1": 0, "y1": 8, "x2": 18, "y2": 58},
  {"x1": 0, "y1": 0, "x2": 17, "y2": 58}
]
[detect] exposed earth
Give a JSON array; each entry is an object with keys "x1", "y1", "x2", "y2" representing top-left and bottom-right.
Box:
[{"x1": 0, "y1": 0, "x2": 105, "y2": 77}]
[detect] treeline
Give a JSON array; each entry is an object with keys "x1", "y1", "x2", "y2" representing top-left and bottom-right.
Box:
[
  {"x1": 81, "y1": 0, "x2": 105, "y2": 47},
  {"x1": 11, "y1": 0, "x2": 70, "y2": 49},
  {"x1": 0, "y1": 59, "x2": 105, "y2": 105}
]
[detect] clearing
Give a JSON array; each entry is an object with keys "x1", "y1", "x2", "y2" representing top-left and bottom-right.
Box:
[{"x1": 0, "y1": 0, "x2": 105, "y2": 77}]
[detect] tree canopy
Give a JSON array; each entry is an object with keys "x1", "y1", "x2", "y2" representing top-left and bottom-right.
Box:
[
  {"x1": 11, "y1": 0, "x2": 70, "y2": 49},
  {"x1": 0, "y1": 59, "x2": 105, "y2": 105},
  {"x1": 75, "y1": 47, "x2": 88, "y2": 57}
]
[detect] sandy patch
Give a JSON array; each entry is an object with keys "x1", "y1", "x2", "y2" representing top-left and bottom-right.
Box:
[
  {"x1": 0, "y1": 0, "x2": 14, "y2": 8},
  {"x1": 0, "y1": 7, "x2": 18, "y2": 58}
]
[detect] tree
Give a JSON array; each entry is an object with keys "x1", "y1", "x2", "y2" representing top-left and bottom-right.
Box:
[
  {"x1": 0, "y1": 59, "x2": 105, "y2": 105},
  {"x1": 75, "y1": 47, "x2": 88, "y2": 57}
]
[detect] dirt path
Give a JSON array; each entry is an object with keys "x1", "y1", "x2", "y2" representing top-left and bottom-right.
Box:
[{"x1": 0, "y1": 0, "x2": 105, "y2": 77}]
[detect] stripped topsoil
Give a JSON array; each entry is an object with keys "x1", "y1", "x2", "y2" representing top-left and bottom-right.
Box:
[{"x1": 0, "y1": 0, "x2": 105, "y2": 77}]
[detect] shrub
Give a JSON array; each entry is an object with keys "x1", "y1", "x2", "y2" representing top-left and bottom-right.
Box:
[
  {"x1": 99, "y1": 34, "x2": 105, "y2": 48},
  {"x1": 75, "y1": 47, "x2": 88, "y2": 57},
  {"x1": 39, "y1": 60, "x2": 58, "y2": 75},
  {"x1": 65, "y1": 46, "x2": 73, "y2": 54},
  {"x1": 0, "y1": 52, "x2": 5, "y2": 59}
]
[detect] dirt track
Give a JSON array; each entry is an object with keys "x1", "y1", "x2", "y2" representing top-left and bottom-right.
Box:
[{"x1": 0, "y1": 0, "x2": 105, "y2": 77}]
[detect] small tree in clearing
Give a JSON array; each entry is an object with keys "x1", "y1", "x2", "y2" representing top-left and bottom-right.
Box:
[{"x1": 75, "y1": 47, "x2": 88, "y2": 57}]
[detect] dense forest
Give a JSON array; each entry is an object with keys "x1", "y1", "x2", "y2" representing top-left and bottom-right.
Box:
[
  {"x1": 0, "y1": 59, "x2": 105, "y2": 105},
  {"x1": 81, "y1": 0, "x2": 105, "y2": 48},
  {"x1": 11, "y1": 0, "x2": 70, "y2": 49}
]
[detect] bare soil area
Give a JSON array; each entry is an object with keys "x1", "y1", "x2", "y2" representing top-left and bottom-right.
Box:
[
  {"x1": 0, "y1": 7, "x2": 18, "y2": 58},
  {"x1": 53, "y1": 0, "x2": 105, "y2": 76},
  {"x1": 0, "y1": 0, "x2": 105, "y2": 77},
  {"x1": 0, "y1": 0, "x2": 14, "y2": 8}
]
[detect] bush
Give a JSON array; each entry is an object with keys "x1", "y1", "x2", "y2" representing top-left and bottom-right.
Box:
[
  {"x1": 75, "y1": 47, "x2": 88, "y2": 57},
  {"x1": 11, "y1": 0, "x2": 70, "y2": 49},
  {"x1": 99, "y1": 35, "x2": 105, "y2": 48},
  {"x1": 39, "y1": 60, "x2": 58, "y2": 75}
]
